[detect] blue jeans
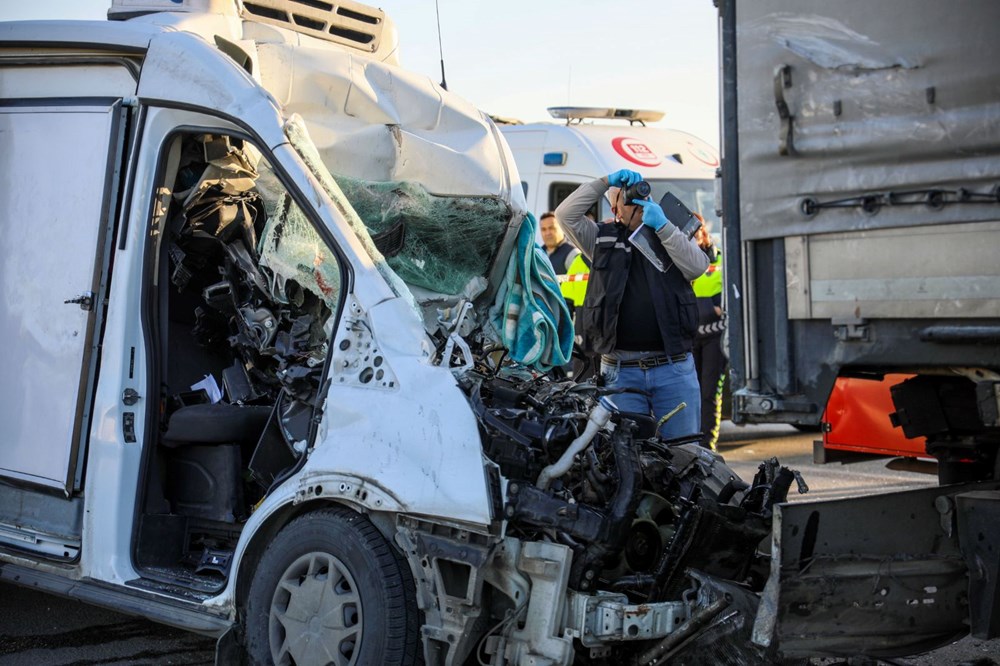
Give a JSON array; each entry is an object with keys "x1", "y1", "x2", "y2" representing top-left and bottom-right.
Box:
[{"x1": 601, "y1": 353, "x2": 701, "y2": 439}]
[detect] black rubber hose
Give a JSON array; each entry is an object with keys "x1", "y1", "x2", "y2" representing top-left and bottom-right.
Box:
[{"x1": 569, "y1": 428, "x2": 643, "y2": 590}]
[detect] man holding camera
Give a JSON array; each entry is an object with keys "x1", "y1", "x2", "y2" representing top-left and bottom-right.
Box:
[{"x1": 554, "y1": 170, "x2": 708, "y2": 438}]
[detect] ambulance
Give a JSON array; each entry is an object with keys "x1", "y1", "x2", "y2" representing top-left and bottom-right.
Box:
[{"x1": 498, "y1": 107, "x2": 720, "y2": 233}]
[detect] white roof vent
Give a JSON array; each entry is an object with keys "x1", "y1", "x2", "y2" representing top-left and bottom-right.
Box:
[
  {"x1": 547, "y1": 106, "x2": 665, "y2": 126},
  {"x1": 240, "y1": 0, "x2": 385, "y2": 53}
]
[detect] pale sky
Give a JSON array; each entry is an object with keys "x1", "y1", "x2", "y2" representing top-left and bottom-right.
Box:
[{"x1": 0, "y1": 0, "x2": 720, "y2": 146}]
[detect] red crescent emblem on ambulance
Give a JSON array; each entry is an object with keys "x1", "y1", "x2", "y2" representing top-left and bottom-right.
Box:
[
  {"x1": 612, "y1": 137, "x2": 662, "y2": 167},
  {"x1": 687, "y1": 141, "x2": 719, "y2": 167}
]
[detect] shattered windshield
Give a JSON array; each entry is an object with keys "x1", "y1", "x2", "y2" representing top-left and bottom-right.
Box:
[{"x1": 284, "y1": 116, "x2": 511, "y2": 296}]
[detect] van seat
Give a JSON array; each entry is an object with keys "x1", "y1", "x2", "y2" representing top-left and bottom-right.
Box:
[
  {"x1": 162, "y1": 403, "x2": 271, "y2": 447},
  {"x1": 161, "y1": 403, "x2": 271, "y2": 523}
]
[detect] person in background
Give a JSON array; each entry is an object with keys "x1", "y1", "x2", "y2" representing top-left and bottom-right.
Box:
[
  {"x1": 540, "y1": 211, "x2": 590, "y2": 311},
  {"x1": 554, "y1": 171, "x2": 708, "y2": 439},
  {"x1": 692, "y1": 221, "x2": 726, "y2": 450},
  {"x1": 540, "y1": 211, "x2": 577, "y2": 273}
]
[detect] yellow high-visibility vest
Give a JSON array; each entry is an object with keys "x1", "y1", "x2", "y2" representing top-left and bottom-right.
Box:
[
  {"x1": 693, "y1": 251, "x2": 722, "y2": 298},
  {"x1": 557, "y1": 253, "x2": 590, "y2": 307}
]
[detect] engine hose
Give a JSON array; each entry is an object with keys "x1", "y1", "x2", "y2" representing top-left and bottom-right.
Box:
[
  {"x1": 536, "y1": 398, "x2": 614, "y2": 490},
  {"x1": 586, "y1": 449, "x2": 610, "y2": 484},
  {"x1": 716, "y1": 477, "x2": 749, "y2": 505},
  {"x1": 569, "y1": 428, "x2": 643, "y2": 590},
  {"x1": 647, "y1": 502, "x2": 702, "y2": 601},
  {"x1": 609, "y1": 574, "x2": 656, "y2": 594}
]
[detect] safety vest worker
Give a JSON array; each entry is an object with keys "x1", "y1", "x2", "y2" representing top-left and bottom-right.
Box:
[
  {"x1": 541, "y1": 210, "x2": 591, "y2": 309},
  {"x1": 691, "y1": 244, "x2": 726, "y2": 450},
  {"x1": 558, "y1": 252, "x2": 590, "y2": 308},
  {"x1": 692, "y1": 250, "x2": 722, "y2": 303}
]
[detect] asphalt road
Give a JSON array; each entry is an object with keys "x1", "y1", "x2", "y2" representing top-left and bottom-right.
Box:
[
  {"x1": 0, "y1": 588, "x2": 214, "y2": 666},
  {"x1": 0, "y1": 423, "x2": 997, "y2": 665},
  {"x1": 716, "y1": 421, "x2": 939, "y2": 501}
]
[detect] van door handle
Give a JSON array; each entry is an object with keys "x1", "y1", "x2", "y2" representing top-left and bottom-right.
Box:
[
  {"x1": 64, "y1": 291, "x2": 95, "y2": 311},
  {"x1": 122, "y1": 388, "x2": 141, "y2": 405}
]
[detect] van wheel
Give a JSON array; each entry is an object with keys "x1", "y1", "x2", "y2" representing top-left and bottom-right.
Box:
[{"x1": 245, "y1": 507, "x2": 420, "y2": 665}]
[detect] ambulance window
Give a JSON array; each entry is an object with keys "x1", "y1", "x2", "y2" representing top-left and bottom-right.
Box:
[
  {"x1": 549, "y1": 182, "x2": 599, "y2": 222},
  {"x1": 521, "y1": 181, "x2": 529, "y2": 198}
]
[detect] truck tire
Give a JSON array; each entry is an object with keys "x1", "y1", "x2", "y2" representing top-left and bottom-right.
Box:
[{"x1": 245, "y1": 507, "x2": 421, "y2": 665}]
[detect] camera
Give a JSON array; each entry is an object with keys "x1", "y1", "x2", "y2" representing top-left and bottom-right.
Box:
[{"x1": 622, "y1": 180, "x2": 651, "y2": 203}]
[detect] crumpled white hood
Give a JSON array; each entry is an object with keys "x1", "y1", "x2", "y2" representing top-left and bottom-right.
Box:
[{"x1": 256, "y1": 41, "x2": 515, "y2": 200}]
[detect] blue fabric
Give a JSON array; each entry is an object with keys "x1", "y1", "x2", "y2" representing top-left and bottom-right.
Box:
[
  {"x1": 601, "y1": 353, "x2": 701, "y2": 439},
  {"x1": 489, "y1": 212, "x2": 574, "y2": 372}
]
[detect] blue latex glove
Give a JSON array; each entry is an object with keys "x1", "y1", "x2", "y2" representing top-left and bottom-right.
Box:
[
  {"x1": 607, "y1": 169, "x2": 643, "y2": 188},
  {"x1": 632, "y1": 199, "x2": 668, "y2": 231}
]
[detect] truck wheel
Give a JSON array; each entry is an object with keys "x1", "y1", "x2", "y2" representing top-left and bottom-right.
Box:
[{"x1": 245, "y1": 507, "x2": 420, "y2": 665}]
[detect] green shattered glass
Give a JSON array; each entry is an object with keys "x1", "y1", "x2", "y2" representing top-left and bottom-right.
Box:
[{"x1": 334, "y1": 175, "x2": 510, "y2": 295}]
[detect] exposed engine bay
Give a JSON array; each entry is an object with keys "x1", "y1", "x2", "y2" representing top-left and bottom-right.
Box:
[{"x1": 397, "y1": 353, "x2": 809, "y2": 665}]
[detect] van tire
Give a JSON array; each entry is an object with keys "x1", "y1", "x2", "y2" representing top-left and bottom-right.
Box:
[{"x1": 244, "y1": 506, "x2": 420, "y2": 665}]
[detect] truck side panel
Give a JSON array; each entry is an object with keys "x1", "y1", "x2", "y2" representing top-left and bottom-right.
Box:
[{"x1": 722, "y1": 0, "x2": 1000, "y2": 424}]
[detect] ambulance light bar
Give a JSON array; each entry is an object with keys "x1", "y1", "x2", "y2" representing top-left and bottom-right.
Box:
[{"x1": 547, "y1": 107, "x2": 665, "y2": 125}]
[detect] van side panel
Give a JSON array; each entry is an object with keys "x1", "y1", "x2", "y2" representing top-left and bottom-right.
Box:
[{"x1": 0, "y1": 102, "x2": 124, "y2": 491}]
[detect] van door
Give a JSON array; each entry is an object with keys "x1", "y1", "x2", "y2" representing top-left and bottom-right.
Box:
[{"x1": 0, "y1": 99, "x2": 128, "y2": 556}]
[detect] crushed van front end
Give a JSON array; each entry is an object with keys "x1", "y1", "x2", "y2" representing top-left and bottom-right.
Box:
[{"x1": 375, "y1": 366, "x2": 804, "y2": 666}]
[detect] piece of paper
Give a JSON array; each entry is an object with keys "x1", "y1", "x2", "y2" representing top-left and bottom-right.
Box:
[
  {"x1": 628, "y1": 225, "x2": 671, "y2": 273},
  {"x1": 191, "y1": 374, "x2": 223, "y2": 404}
]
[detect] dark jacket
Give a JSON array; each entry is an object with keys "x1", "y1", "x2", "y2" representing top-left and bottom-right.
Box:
[
  {"x1": 547, "y1": 241, "x2": 581, "y2": 274},
  {"x1": 578, "y1": 222, "x2": 699, "y2": 356}
]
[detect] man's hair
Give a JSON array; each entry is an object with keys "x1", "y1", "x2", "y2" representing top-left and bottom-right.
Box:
[{"x1": 539, "y1": 211, "x2": 556, "y2": 222}]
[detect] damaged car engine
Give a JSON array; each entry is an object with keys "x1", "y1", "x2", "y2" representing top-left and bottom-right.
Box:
[{"x1": 457, "y1": 362, "x2": 806, "y2": 664}]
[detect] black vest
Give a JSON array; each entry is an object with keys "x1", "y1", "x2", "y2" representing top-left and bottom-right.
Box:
[
  {"x1": 547, "y1": 242, "x2": 578, "y2": 274},
  {"x1": 578, "y1": 222, "x2": 699, "y2": 356}
]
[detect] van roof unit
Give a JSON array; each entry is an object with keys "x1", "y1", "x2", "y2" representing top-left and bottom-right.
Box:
[
  {"x1": 109, "y1": 0, "x2": 387, "y2": 53},
  {"x1": 241, "y1": 0, "x2": 385, "y2": 52}
]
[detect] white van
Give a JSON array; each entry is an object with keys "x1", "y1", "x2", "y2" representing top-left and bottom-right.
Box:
[
  {"x1": 0, "y1": 3, "x2": 800, "y2": 664},
  {"x1": 499, "y1": 107, "x2": 720, "y2": 227}
]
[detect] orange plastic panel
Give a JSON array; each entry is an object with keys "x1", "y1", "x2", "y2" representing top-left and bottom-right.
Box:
[{"x1": 822, "y1": 374, "x2": 928, "y2": 457}]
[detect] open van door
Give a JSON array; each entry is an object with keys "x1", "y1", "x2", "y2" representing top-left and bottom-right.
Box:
[{"x1": 0, "y1": 97, "x2": 129, "y2": 555}]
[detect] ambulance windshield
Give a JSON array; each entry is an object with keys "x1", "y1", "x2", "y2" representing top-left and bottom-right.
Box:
[{"x1": 647, "y1": 179, "x2": 718, "y2": 226}]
